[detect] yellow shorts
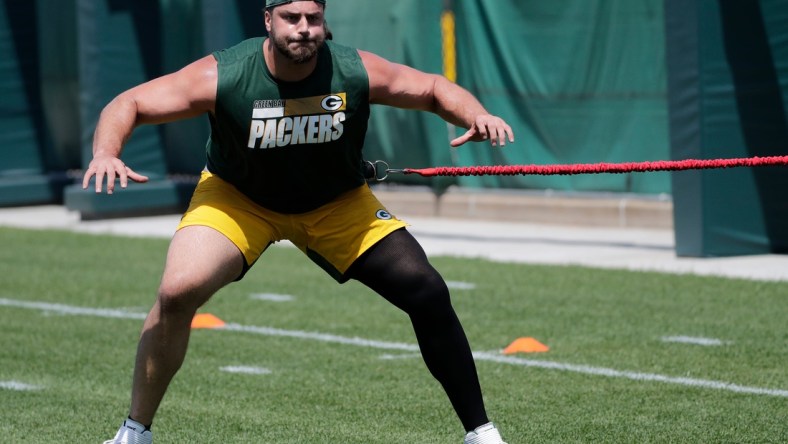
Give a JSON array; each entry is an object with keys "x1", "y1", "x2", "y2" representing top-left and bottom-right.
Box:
[{"x1": 177, "y1": 171, "x2": 408, "y2": 282}]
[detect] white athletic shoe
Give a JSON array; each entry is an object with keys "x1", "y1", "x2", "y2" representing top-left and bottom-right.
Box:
[
  {"x1": 464, "y1": 422, "x2": 507, "y2": 444},
  {"x1": 103, "y1": 418, "x2": 152, "y2": 444}
]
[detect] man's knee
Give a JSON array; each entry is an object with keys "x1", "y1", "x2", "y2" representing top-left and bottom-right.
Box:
[
  {"x1": 156, "y1": 275, "x2": 208, "y2": 317},
  {"x1": 402, "y1": 269, "x2": 452, "y2": 315}
]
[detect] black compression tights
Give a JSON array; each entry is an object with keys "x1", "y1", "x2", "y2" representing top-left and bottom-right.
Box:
[{"x1": 345, "y1": 228, "x2": 489, "y2": 431}]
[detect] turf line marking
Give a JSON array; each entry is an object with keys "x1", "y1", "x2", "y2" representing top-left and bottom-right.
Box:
[
  {"x1": 446, "y1": 281, "x2": 476, "y2": 290},
  {"x1": 223, "y1": 323, "x2": 418, "y2": 352},
  {"x1": 379, "y1": 353, "x2": 423, "y2": 360},
  {"x1": 2, "y1": 297, "x2": 787, "y2": 398},
  {"x1": 220, "y1": 366, "x2": 272, "y2": 375},
  {"x1": 250, "y1": 293, "x2": 295, "y2": 302},
  {"x1": 0, "y1": 298, "x2": 146, "y2": 320},
  {"x1": 0, "y1": 380, "x2": 42, "y2": 391},
  {"x1": 470, "y1": 352, "x2": 786, "y2": 397},
  {"x1": 661, "y1": 336, "x2": 730, "y2": 346}
]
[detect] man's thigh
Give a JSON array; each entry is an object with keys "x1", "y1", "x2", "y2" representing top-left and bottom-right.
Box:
[{"x1": 160, "y1": 225, "x2": 245, "y2": 306}]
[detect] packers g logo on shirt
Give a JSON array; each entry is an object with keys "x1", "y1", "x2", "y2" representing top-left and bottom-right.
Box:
[
  {"x1": 375, "y1": 209, "x2": 393, "y2": 220},
  {"x1": 321, "y1": 95, "x2": 344, "y2": 112},
  {"x1": 247, "y1": 93, "x2": 347, "y2": 149}
]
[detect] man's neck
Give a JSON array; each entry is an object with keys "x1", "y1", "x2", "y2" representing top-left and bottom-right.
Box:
[{"x1": 263, "y1": 39, "x2": 318, "y2": 82}]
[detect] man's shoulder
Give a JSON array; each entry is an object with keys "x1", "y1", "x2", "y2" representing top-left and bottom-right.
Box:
[
  {"x1": 324, "y1": 40, "x2": 360, "y2": 59},
  {"x1": 214, "y1": 37, "x2": 265, "y2": 64}
]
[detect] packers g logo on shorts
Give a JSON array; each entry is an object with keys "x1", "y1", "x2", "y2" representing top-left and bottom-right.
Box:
[{"x1": 375, "y1": 209, "x2": 393, "y2": 220}]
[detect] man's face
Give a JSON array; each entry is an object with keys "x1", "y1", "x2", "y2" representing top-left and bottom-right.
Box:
[{"x1": 266, "y1": 2, "x2": 326, "y2": 64}]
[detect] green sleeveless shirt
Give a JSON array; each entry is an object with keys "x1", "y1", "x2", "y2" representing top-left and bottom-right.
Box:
[{"x1": 207, "y1": 37, "x2": 370, "y2": 213}]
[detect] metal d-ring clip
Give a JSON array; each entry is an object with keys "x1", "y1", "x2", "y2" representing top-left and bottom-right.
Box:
[
  {"x1": 363, "y1": 159, "x2": 403, "y2": 181},
  {"x1": 372, "y1": 160, "x2": 390, "y2": 181}
]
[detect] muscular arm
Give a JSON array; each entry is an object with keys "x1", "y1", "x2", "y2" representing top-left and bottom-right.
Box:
[
  {"x1": 84, "y1": 55, "x2": 218, "y2": 193},
  {"x1": 360, "y1": 50, "x2": 513, "y2": 147}
]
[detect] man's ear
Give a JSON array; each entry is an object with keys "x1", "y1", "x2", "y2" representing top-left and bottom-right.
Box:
[{"x1": 264, "y1": 10, "x2": 272, "y2": 33}]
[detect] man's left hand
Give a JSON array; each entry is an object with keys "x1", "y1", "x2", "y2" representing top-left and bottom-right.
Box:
[{"x1": 450, "y1": 115, "x2": 514, "y2": 148}]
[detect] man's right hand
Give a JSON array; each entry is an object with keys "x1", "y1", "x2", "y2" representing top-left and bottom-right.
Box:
[{"x1": 82, "y1": 154, "x2": 149, "y2": 194}]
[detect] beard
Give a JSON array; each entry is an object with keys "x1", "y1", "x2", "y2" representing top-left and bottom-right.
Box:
[{"x1": 269, "y1": 26, "x2": 324, "y2": 64}]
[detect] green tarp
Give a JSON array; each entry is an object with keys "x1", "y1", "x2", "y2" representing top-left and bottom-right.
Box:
[
  {"x1": 452, "y1": 0, "x2": 669, "y2": 193},
  {"x1": 667, "y1": 0, "x2": 788, "y2": 255},
  {"x1": 0, "y1": 1, "x2": 72, "y2": 205},
  {"x1": 2, "y1": 0, "x2": 672, "y2": 209},
  {"x1": 328, "y1": 0, "x2": 670, "y2": 194}
]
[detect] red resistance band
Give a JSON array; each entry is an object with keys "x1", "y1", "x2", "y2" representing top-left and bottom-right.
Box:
[{"x1": 400, "y1": 155, "x2": 788, "y2": 177}]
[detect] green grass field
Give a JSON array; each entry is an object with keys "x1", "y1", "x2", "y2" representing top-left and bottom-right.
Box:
[{"x1": 1, "y1": 226, "x2": 786, "y2": 443}]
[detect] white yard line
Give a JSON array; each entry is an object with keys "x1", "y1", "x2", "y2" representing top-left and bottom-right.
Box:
[
  {"x1": 0, "y1": 298, "x2": 146, "y2": 320},
  {"x1": 250, "y1": 293, "x2": 295, "y2": 302},
  {"x1": 445, "y1": 281, "x2": 477, "y2": 290},
  {"x1": 379, "y1": 353, "x2": 423, "y2": 360},
  {"x1": 0, "y1": 380, "x2": 42, "y2": 391},
  {"x1": 224, "y1": 323, "x2": 418, "y2": 351},
  {"x1": 220, "y1": 366, "x2": 272, "y2": 375},
  {"x1": 2, "y1": 297, "x2": 786, "y2": 398},
  {"x1": 660, "y1": 336, "x2": 730, "y2": 346},
  {"x1": 470, "y1": 352, "x2": 786, "y2": 397}
]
